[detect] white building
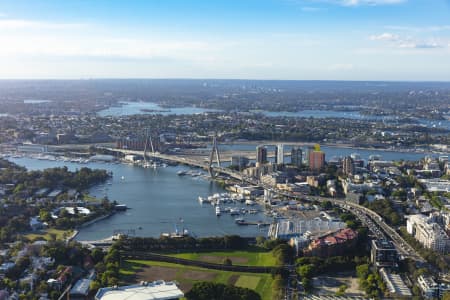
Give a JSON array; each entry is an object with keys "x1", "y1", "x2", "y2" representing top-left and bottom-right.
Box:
[
  {"x1": 379, "y1": 268, "x2": 412, "y2": 298},
  {"x1": 276, "y1": 144, "x2": 284, "y2": 164},
  {"x1": 406, "y1": 214, "x2": 450, "y2": 254},
  {"x1": 268, "y1": 219, "x2": 346, "y2": 239},
  {"x1": 417, "y1": 275, "x2": 439, "y2": 299},
  {"x1": 95, "y1": 281, "x2": 183, "y2": 300}
]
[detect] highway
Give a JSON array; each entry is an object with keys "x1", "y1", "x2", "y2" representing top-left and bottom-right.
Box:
[{"x1": 106, "y1": 147, "x2": 425, "y2": 263}]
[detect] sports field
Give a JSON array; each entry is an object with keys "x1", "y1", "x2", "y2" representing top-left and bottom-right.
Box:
[{"x1": 121, "y1": 259, "x2": 273, "y2": 300}]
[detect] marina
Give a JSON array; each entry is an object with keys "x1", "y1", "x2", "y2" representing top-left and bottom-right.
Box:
[{"x1": 5, "y1": 155, "x2": 272, "y2": 240}]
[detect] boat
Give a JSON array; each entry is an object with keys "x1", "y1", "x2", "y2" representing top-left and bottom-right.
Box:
[
  {"x1": 235, "y1": 218, "x2": 247, "y2": 225},
  {"x1": 215, "y1": 206, "x2": 221, "y2": 216},
  {"x1": 230, "y1": 208, "x2": 240, "y2": 216},
  {"x1": 177, "y1": 170, "x2": 187, "y2": 176},
  {"x1": 198, "y1": 196, "x2": 211, "y2": 204},
  {"x1": 114, "y1": 204, "x2": 128, "y2": 211},
  {"x1": 121, "y1": 176, "x2": 125, "y2": 180},
  {"x1": 245, "y1": 199, "x2": 256, "y2": 206}
]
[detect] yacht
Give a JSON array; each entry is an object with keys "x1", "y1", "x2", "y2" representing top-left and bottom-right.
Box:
[
  {"x1": 230, "y1": 208, "x2": 240, "y2": 216},
  {"x1": 235, "y1": 218, "x2": 246, "y2": 225},
  {"x1": 198, "y1": 196, "x2": 211, "y2": 204},
  {"x1": 177, "y1": 170, "x2": 187, "y2": 176},
  {"x1": 215, "y1": 206, "x2": 221, "y2": 216},
  {"x1": 245, "y1": 199, "x2": 256, "y2": 206}
]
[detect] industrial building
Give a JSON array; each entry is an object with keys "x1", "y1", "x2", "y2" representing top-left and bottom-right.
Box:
[{"x1": 95, "y1": 281, "x2": 183, "y2": 300}]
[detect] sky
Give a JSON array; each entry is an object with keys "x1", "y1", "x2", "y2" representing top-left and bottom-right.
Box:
[{"x1": 0, "y1": 0, "x2": 449, "y2": 80}]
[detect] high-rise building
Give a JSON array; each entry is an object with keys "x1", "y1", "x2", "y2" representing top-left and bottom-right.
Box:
[
  {"x1": 343, "y1": 156, "x2": 355, "y2": 175},
  {"x1": 276, "y1": 144, "x2": 284, "y2": 165},
  {"x1": 305, "y1": 146, "x2": 313, "y2": 165},
  {"x1": 309, "y1": 150, "x2": 325, "y2": 171},
  {"x1": 371, "y1": 239, "x2": 398, "y2": 270},
  {"x1": 274, "y1": 146, "x2": 278, "y2": 164},
  {"x1": 406, "y1": 214, "x2": 450, "y2": 254},
  {"x1": 291, "y1": 147, "x2": 303, "y2": 168},
  {"x1": 256, "y1": 145, "x2": 267, "y2": 164},
  {"x1": 230, "y1": 155, "x2": 249, "y2": 170}
]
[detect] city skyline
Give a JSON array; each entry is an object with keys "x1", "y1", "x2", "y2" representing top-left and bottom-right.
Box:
[{"x1": 0, "y1": 0, "x2": 449, "y2": 80}]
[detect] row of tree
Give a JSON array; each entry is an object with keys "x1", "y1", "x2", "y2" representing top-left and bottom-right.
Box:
[{"x1": 119, "y1": 235, "x2": 249, "y2": 252}]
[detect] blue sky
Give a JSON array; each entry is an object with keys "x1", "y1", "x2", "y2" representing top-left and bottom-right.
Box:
[{"x1": 0, "y1": 0, "x2": 449, "y2": 80}]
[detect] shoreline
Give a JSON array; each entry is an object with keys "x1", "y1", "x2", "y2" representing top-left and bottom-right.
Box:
[{"x1": 77, "y1": 211, "x2": 116, "y2": 229}]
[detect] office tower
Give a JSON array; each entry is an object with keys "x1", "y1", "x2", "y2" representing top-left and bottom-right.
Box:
[
  {"x1": 291, "y1": 147, "x2": 303, "y2": 168},
  {"x1": 276, "y1": 144, "x2": 284, "y2": 165},
  {"x1": 343, "y1": 156, "x2": 355, "y2": 175},
  {"x1": 256, "y1": 145, "x2": 267, "y2": 164},
  {"x1": 371, "y1": 240, "x2": 398, "y2": 269},
  {"x1": 230, "y1": 155, "x2": 249, "y2": 170},
  {"x1": 309, "y1": 150, "x2": 325, "y2": 171}
]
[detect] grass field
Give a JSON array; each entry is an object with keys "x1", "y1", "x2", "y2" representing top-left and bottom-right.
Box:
[
  {"x1": 121, "y1": 259, "x2": 273, "y2": 300},
  {"x1": 167, "y1": 249, "x2": 277, "y2": 267},
  {"x1": 235, "y1": 275, "x2": 261, "y2": 290},
  {"x1": 24, "y1": 228, "x2": 72, "y2": 241}
]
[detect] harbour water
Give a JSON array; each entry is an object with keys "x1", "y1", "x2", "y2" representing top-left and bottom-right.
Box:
[
  {"x1": 97, "y1": 102, "x2": 450, "y2": 130},
  {"x1": 97, "y1": 101, "x2": 220, "y2": 117},
  {"x1": 258, "y1": 110, "x2": 450, "y2": 130},
  {"x1": 6, "y1": 144, "x2": 443, "y2": 240},
  {"x1": 7, "y1": 157, "x2": 271, "y2": 241}
]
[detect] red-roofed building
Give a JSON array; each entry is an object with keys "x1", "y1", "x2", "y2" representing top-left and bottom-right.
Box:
[{"x1": 304, "y1": 228, "x2": 358, "y2": 257}]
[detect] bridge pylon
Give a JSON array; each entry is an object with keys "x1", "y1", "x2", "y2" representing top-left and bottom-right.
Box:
[{"x1": 208, "y1": 135, "x2": 221, "y2": 178}]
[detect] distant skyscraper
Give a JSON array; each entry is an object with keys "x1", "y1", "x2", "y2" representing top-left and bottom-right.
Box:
[
  {"x1": 291, "y1": 147, "x2": 303, "y2": 168},
  {"x1": 256, "y1": 145, "x2": 267, "y2": 164},
  {"x1": 276, "y1": 144, "x2": 284, "y2": 165},
  {"x1": 274, "y1": 146, "x2": 278, "y2": 164},
  {"x1": 343, "y1": 156, "x2": 355, "y2": 175},
  {"x1": 309, "y1": 148, "x2": 325, "y2": 171},
  {"x1": 231, "y1": 155, "x2": 249, "y2": 170},
  {"x1": 305, "y1": 146, "x2": 314, "y2": 165}
]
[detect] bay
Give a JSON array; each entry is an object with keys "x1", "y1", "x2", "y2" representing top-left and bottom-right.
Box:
[
  {"x1": 7, "y1": 157, "x2": 270, "y2": 241},
  {"x1": 97, "y1": 101, "x2": 220, "y2": 117}
]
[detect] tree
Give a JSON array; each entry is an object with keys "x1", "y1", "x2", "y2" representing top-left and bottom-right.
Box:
[
  {"x1": 336, "y1": 284, "x2": 347, "y2": 296},
  {"x1": 185, "y1": 282, "x2": 261, "y2": 300},
  {"x1": 223, "y1": 258, "x2": 232, "y2": 266},
  {"x1": 39, "y1": 209, "x2": 52, "y2": 222}
]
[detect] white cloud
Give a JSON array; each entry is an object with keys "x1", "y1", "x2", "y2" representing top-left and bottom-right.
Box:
[
  {"x1": 0, "y1": 34, "x2": 222, "y2": 66},
  {"x1": 369, "y1": 32, "x2": 447, "y2": 49},
  {"x1": 370, "y1": 32, "x2": 400, "y2": 41},
  {"x1": 398, "y1": 41, "x2": 443, "y2": 49},
  {"x1": 385, "y1": 25, "x2": 450, "y2": 32},
  {"x1": 0, "y1": 19, "x2": 86, "y2": 30}
]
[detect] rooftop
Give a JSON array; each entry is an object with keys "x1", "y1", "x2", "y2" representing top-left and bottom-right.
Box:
[{"x1": 95, "y1": 281, "x2": 184, "y2": 300}]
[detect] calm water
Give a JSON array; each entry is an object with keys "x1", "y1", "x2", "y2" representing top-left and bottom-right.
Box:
[
  {"x1": 98, "y1": 104, "x2": 450, "y2": 130},
  {"x1": 23, "y1": 99, "x2": 52, "y2": 104},
  {"x1": 8, "y1": 157, "x2": 270, "y2": 240},
  {"x1": 257, "y1": 110, "x2": 374, "y2": 120},
  {"x1": 257, "y1": 110, "x2": 450, "y2": 130},
  {"x1": 97, "y1": 101, "x2": 220, "y2": 117},
  {"x1": 7, "y1": 144, "x2": 443, "y2": 240}
]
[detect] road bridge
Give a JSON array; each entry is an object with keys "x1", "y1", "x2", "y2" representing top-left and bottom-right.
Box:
[{"x1": 106, "y1": 147, "x2": 245, "y2": 181}]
